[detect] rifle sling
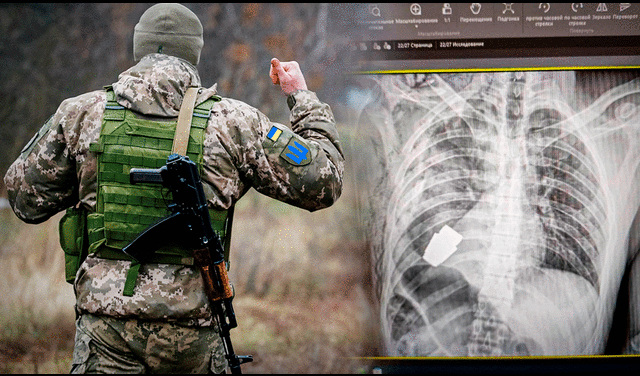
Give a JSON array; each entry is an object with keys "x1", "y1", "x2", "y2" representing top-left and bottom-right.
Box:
[
  {"x1": 173, "y1": 86, "x2": 235, "y2": 271},
  {"x1": 172, "y1": 86, "x2": 200, "y2": 156}
]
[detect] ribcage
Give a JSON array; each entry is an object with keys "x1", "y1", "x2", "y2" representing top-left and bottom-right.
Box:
[
  {"x1": 386, "y1": 76, "x2": 502, "y2": 252},
  {"x1": 382, "y1": 75, "x2": 502, "y2": 355},
  {"x1": 521, "y1": 73, "x2": 607, "y2": 292},
  {"x1": 527, "y1": 118, "x2": 606, "y2": 292},
  {"x1": 360, "y1": 72, "x2": 637, "y2": 357}
]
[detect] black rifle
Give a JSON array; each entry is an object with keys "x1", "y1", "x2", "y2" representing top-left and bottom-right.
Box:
[{"x1": 123, "y1": 153, "x2": 253, "y2": 374}]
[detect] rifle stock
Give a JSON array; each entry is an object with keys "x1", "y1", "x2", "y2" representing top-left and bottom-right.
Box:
[{"x1": 122, "y1": 211, "x2": 185, "y2": 264}]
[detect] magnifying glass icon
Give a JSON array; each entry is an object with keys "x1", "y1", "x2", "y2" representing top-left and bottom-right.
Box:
[{"x1": 370, "y1": 5, "x2": 381, "y2": 17}]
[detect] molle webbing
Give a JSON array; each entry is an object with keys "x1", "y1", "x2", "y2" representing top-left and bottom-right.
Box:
[{"x1": 88, "y1": 86, "x2": 228, "y2": 264}]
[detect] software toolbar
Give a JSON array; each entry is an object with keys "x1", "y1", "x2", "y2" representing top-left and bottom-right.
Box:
[
  {"x1": 356, "y1": 3, "x2": 639, "y2": 40},
  {"x1": 341, "y1": 3, "x2": 640, "y2": 69}
]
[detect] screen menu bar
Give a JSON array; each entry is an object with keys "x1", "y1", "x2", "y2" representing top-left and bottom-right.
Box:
[
  {"x1": 355, "y1": 3, "x2": 640, "y2": 40},
  {"x1": 336, "y1": 3, "x2": 640, "y2": 70}
]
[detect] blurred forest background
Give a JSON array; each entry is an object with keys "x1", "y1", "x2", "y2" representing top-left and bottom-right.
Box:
[{"x1": 0, "y1": 3, "x2": 380, "y2": 373}]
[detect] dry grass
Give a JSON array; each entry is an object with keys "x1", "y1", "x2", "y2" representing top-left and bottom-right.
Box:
[
  {"x1": 0, "y1": 130, "x2": 381, "y2": 373},
  {"x1": 0, "y1": 209, "x2": 76, "y2": 373},
  {"x1": 227, "y1": 187, "x2": 381, "y2": 373},
  {"x1": 225, "y1": 124, "x2": 381, "y2": 373}
]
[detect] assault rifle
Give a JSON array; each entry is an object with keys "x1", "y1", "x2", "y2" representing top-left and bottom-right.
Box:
[{"x1": 122, "y1": 153, "x2": 253, "y2": 374}]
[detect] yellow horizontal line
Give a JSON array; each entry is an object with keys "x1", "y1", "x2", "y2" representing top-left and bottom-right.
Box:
[{"x1": 353, "y1": 65, "x2": 640, "y2": 75}]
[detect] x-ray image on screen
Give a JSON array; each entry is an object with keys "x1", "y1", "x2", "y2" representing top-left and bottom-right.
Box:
[{"x1": 355, "y1": 69, "x2": 640, "y2": 356}]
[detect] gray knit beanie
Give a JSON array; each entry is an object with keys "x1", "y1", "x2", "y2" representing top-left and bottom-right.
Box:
[{"x1": 133, "y1": 3, "x2": 204, "y2": 66}]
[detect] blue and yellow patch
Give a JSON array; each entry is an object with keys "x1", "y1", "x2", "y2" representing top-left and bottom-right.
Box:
[
  {"x1": 267, "y1": 126, "x2": 282, "y2": 142},
  {"x1": 264, "y1": 125, "x2": 313, "y2": 166}
]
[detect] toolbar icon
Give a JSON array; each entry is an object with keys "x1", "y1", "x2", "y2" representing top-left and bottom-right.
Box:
[
  {"x1": 620, "y1": 3, "x2": 631, "y2": 12},
  {"x1": 538, "y1": 3, "x2": 550, "y2": 13},
  {"x1": 410, "y1": 3, "x2": 422, "y2": 16},
  {"x1": 596, "y1": 3, "x2": 607, "y2": 12},
  {"x1": 502, "y1": 3, "x2": 515, "y2": 14},
  {"x1": 369, "y1": 4, "x2": 381, "y2": 17},
  {"x1": 443, "y1": 3, "x2": 452, "y2": 15},
  {"x1": 470, "y1": 3, "x2": 482, "y2": 15}
]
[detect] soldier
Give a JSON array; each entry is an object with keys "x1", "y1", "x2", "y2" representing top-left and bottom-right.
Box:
[{"x1": 3, "y1": 3, "x2": 344, "y2": 374}]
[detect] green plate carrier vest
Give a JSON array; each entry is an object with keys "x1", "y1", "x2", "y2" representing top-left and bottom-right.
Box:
[{"x1": 85, "y1": 86, "x2": 232, "y2": 296}]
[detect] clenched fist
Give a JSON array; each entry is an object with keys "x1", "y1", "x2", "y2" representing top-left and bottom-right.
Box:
[{"x1": 269, "y1": 58, "x2": 308, "y2": 96}]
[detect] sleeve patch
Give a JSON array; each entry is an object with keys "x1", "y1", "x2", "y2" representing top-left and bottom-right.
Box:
[
  {"x1": 280, "y1": 138, "x2": 312, "y2": 166},
  {"x1": 267, "y1": 126, "x2": 282, "y2": 142},
  {"x1": 262, "y1": 125, "x2": 314, "y2": 166}
]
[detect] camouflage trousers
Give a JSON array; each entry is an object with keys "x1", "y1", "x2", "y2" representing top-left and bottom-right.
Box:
[{"x1": 70, "y1": 313, "x2": 227, "y2": 374}]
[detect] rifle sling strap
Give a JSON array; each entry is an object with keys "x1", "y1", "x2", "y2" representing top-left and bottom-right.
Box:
[
  {"x1": 171, "y1": 86, "x2": 235, "y2": 271},
  {"x1": 172, "y1": 86, "x2": 200, "y2": 156}
]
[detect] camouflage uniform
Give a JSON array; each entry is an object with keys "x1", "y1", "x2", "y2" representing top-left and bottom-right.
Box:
[
  {"x1": 4, "y1": 53, "x2": 344, "y2": 373},
  {"x1": 71, "y1": 313, "x2": 226, "y2": 373}
]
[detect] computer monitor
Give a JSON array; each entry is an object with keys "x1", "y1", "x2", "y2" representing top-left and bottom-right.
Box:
[
  {"x1": 341, "y1": 3, "x2": 640, "y2": 363},
  {"x1": 350, "y1": 2, "x2": 640, "y2": 72}
]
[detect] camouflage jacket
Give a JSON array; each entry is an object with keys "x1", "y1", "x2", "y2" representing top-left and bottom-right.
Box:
[{"x1": 3, "y1": 54, "x2": 344, "y2": 325}]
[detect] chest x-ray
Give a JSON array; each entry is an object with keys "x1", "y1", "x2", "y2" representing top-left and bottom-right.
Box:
[{"x1": 356, "y1": 70, "x2": 640, "y2": 356}]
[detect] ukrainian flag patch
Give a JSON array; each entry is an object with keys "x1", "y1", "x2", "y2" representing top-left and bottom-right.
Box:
[{"x1": 267, "y1": 126, "x2": 282, "y2": 142}]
